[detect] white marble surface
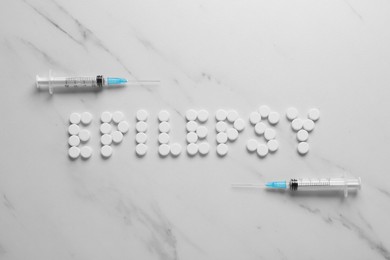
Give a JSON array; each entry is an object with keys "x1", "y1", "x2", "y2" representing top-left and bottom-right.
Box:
[{"x1": 1, "y1": 0, "x2": 390, "y2": 259}]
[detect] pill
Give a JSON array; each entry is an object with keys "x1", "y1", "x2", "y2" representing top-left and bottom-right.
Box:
[
  {"x1": 268, "y1": 111, "x2": 280, "y2": 125},
  {"x1": 101, "y1": 145, "x2": 113, "y2": 158},
  {"x1": 254, "y1": 122, "x2": 266, "y2": 135},
  {"x1": 286, "y1": 107, "x2": 298, "y2": 121},
  {"x1": 112, "y1": 111, "x2": 125, "y2": 124},
  {"x1": 215, "y1": 109, "x2": 228, "y2": 121},
  {"x1": 227, "y1": 110, "x2": 239, "y2": 123},
  {"x1": 216, "y1": 132, "x2": 228, "y2": 144},
  {"x1": 257, "y1": 144, "x2": 268, "y2": 157},
  {"x1": 216, "y1": 143, "x2": 228, "y2": 156},
  {"x1": 135, "y1": 132, "x2": 148, "y2": 144},
  {"x1": 111, "y1": 131, "x2": 124, "y2": 144},
  {"x1": 308, "y1": 108, "x2": 320, "y2": 121},
  {"x1": 101, "y1": 111, "x2": 112, "y2": 123},
  {"x1": 158, "y1": 144, "x2": 170, "y2": 157},
  {"x1": 198, "y1": 109, "x2": 209, "y2": 122},
  {"x1": 258, "y1": 105, "x2": 271, "y2": 118},
  {"x1": 186, "y1": 121, "x2": 198, "y2": 132},
  {"x1": 68, "y1": 146, "x2": 80, "y2": 159},
  {"x1": 196, "y1": 126, "x2": 208, "y2": 139},
  {"x1": 215, "y1": 121, "x2": 228, "y2": 132},
  {"x1": 158, "y1": 133, "x2": 170, "y2": 144},
  {"x1": 297, "y1": 142, "x2": 309, "y2": 155},
  {"x1": 136, "y1": 109, "x2": 149, "y2": 121},
  {"x1": 264, "y1": 128, "x2": 276, "y2": 140},
  {"x1": 233, "y1": 118, "x2": 246, "y2": 131},
  {"x1": 158, "y1": 110, "x2": 170, "y2": 122},
  {"x1": 135, "y1": 121, "x2": 148, "y2": 133},
  {"x1": 291, "y1": 118, "x2": 303, "y2": 131},
  {"x1": 68, "y1": 135, "x2": 80, "y2": 146},
  {"x1": 135, "y1": 143, "x2": 148, "y2": 156},
  {"x1": 246, "y1": 139, "x2": 258, "y2": 152},
  {"x1": 249, "y1": 112, "x2": 261, "y2": 125},
  {"x1": 267, "y1": 139, "x2": 279, "y2": 152},
  {"x1": 158, "y1": 121, "x2": 171, "y2": 133},
  {"x1": 227, "y1": 128, "x2": 239, "y2": 141},
  {"x1": 80, "y1": 146, "x2": 93, "y2": 159},
  {"x1": 78, "y1": 129, "x2": 90, "y2": 142},
  {"x1": 185, "y1": 109, "x2": 197, "y2": 121},
  {"x1": 186, "y1": 132, "x2": 198, "y2": 143},
  {"x1": 80, "y1": 112, "x2": 93, "y2": 125},
  {"x1": 68, "y1": 124, "x2": 80, "y2": 135},
  {"x1": 297, "y1": 129, "x2": 309, "y2": 142},
  {"x1": 118, "y1": 121, "x2": 130, "y2": 134},
  {"x1": 198, "y1": 142, "x2": 210, "y2": 155},
  {"x1": 100, "y1": 123, "x2": 112, "y2": 134},
  {"x1": 187, "y1": 143, "x2": 198, "y2": 156},
  {"x1": 303, "y1": 119, "x2": 315, "y2": 132},
  {"x1": 69, "y1": 113, "x2": 81, "y2": 124},
  {"x1": 101, "y1": 134, "x2": 112, "y2": 145},
  {"x1": 170, "y1": 143, "x2": 182, "y2": 156}
]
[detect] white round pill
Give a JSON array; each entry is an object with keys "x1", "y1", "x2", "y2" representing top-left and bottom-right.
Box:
[
  {"x1": 264, "y1": 128, "x2": 276, "y2": 140},
  {"x1": 69, "y1": 113, "x2": 81, "y2": 124},
  {"x1": 80, "y1": 146, "x2": 92, "y2": 159},
  {"x1": 198, "y1": 109, "x2": 209, "y2": 122},
  {"x1": 100, "y1": 123, "x2": 112, "y2": 134},
  {"x1": 267, "y1": 139, "x2": 279, "y2": 152},
  {"x1": 186, "y1": 121, "x2": 198, "y2": 132},
  {"x1": 254, "y1": 122, "x2": 266, "y2": 135},
  {"x1": 216, "y1": 143, "x2": 228, "y2": 156},
  {"x1": 158, "y1": 144, "x2": 170, "y2": 157},
  {"x1": 308, "y1": 108, "x2": 320, "y2": 121},
  {"x1": 291, "y1": 118, "x2": 303, "y2": 131},
  {"x1": 246, "y1": 139, "x2": 258, "y2": 152},
  {"x1": 101, "y1": 111, "x2": 112, "y2": 123},
  {"x1": 257, "y1": 144, "x2": 268, "y2": 157},
  {"x1": 158, "y1": 121, "x2": 171, "y2": 133},
  {"x1": 186, "y1": 132, "x2": 198, "y2": 143},
  {"x1": 216, "y1": 132, "x2": 228, "y2": 144},
  {"x1": 80, "y1": 112, "x2": 93, "y2": 125},
  {"x1": 112, "y1": 111, "x2": 124, "y2": 124},
  {"x1": 158, "y1": 133, "x2": 170, "y2": 144},
  {"x1": 136, "y1": 109, "x2": 149, "y2": 121},
  {"x1": 198, "y1": 142, "x2": 210, "y2": 155},
  {"x1": 196, "y1": 126, "x2": 208, "y2": 139},
  {"x1": 101, "y1": 145, "x2": 113, "y2": 158},
  {"x1": 68, "y1": 146, "x2": 80, "y2": 159},
  {"x1": 170, "y1": 143, "x2": 182, "y2": 156},
  {"x1": 135, "y1": 143, "x2": 147, "y2": 156},
  {"x1": 158, "y1": 110, "x2": 170, "y2": 122},
  {"x1": 268, "y1": 111, "x2": 280, "y2": 125},
  {"x1": 135, "y1": 121, "x2": 148, "y2": 133},
  {"x1": 303, "y1": 119, "x2": 315, "y2": 132},
  {"x1": 135, "y1": 132, "x2": 148, "y2": 144},
  {"x1": 297, "y1": 129, "x2": 309, "y2": 142},
  {"x1": 111, "y1": 131, "x2": 123, "y2": 144},
  {"x1": 249, "y1": 112, "x2": 261, "y2": 125},
  {"x1": 215, "y1": 109, "x2": 228, "y2": 121},
  {"x1": 78, "y1": 129, "x2": 90, "y2": 142},
  {"x1": 227, "y1": 128, "x2": 239, "y2": 141},
  {"x1": 233, "y1": 118, "x2": 246, "y2": 131},
  {"x1": 101, "y1": 134, "x2": 112, "y2": 145},
  {"x1": 185, "y1": 109, "x2": 197, "y2": 121},
  {"x1": 286, "y1": 107, "x2": 298, "y2": 121},
  {"x1": 258, "y1": 105, "x2": 271, "y2": 118},
  {"x1": 68, "y1": 124, "x2": 80, "y2": 135},
  {"x1": 187, "y1": 143, "x2": 198, "y2": 156},
  {"x1": 297, "y1": 142, "x2": 309, "y2": 155},
  {"x1": 227, "y1": 110, "x2": 239, "y2": 123},
  {"x1": 215, "y1": 121, "x2": 228, "y2": 133},
  {"x1": 118, "y1": 121, "x2": 130, "y2": 134},
  {"x1": 68, "y1": 135, "x2": 80, "y2": 147}
]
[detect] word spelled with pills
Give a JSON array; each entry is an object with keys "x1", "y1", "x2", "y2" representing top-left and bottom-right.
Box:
[{"x1": 67, "y1": 106, "x2": 320, "y2": 159}]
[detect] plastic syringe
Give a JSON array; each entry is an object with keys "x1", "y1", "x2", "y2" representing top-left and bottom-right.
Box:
[{"x1": 232, "y1": 177, "x2": 361, "y2": 197}]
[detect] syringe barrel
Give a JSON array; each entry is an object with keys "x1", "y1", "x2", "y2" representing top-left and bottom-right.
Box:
[{"x1": 36, "y1": 75, "x2": 103, "y2": 94}]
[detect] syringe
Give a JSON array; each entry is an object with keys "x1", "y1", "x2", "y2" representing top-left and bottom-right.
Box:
[{"x1": 232, "y1": 177, "x2": 361, "y2": 197}]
